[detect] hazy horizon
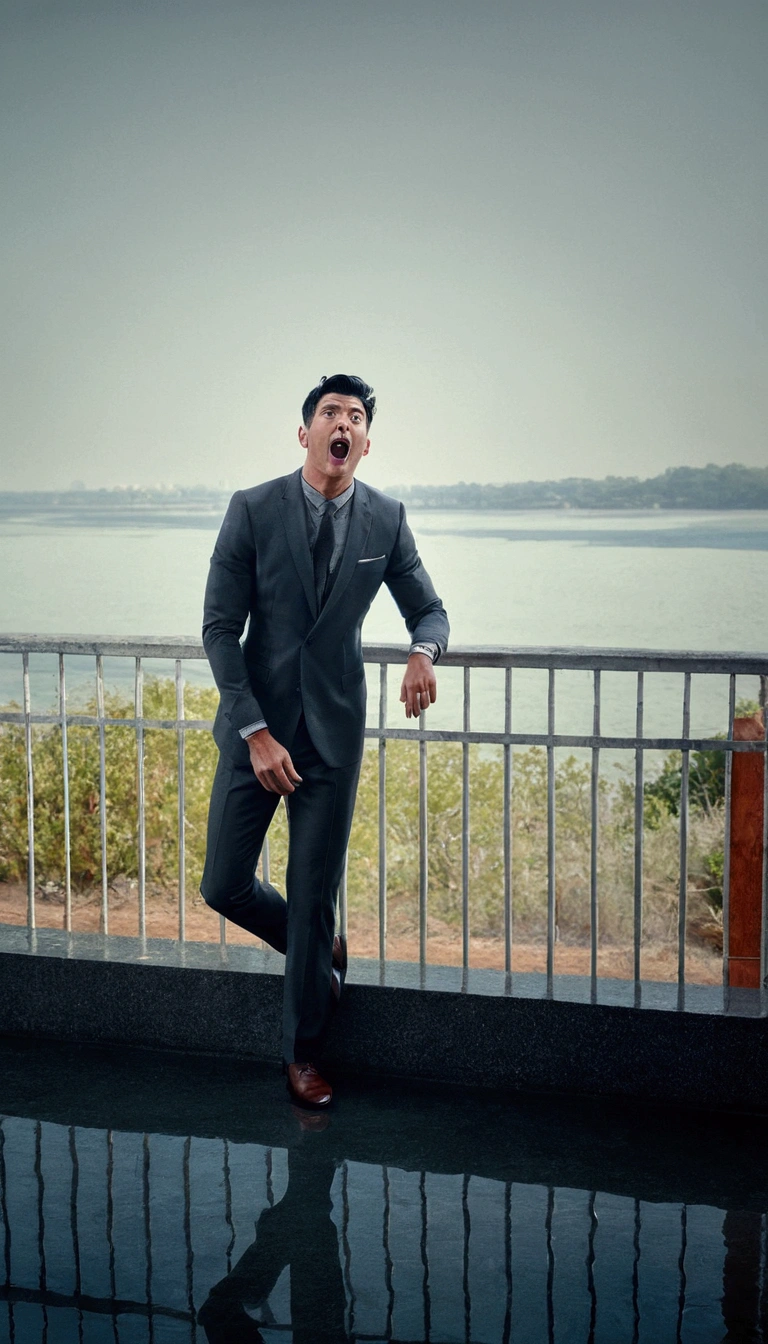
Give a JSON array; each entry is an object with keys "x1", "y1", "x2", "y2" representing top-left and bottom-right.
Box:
[
  {"x1": 2, "y1": 0, "x2": 767, "y2": 492},
  {"x1": 1, "y1": 458, "x2": 766, "y2": 496}
]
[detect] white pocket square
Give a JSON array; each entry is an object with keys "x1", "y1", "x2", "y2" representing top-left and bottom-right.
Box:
[{"x1": 357, "y1": 554, "x2": 386, "y2": 563}]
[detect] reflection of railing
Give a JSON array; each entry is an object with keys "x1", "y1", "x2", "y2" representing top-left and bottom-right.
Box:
[
  {"x1": 0, "y1": 1114, "x2": 756, "y2": 1342},
  {"x1": 1, "y1": 635, "x2": 767, "y2": 993}
]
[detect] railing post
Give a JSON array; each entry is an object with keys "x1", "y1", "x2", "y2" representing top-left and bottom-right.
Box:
[
  {"x1": 590, "y1": 670, "x2": 601, "y2": 991},
  {"x1": 461, "y1": 667, "x2": 470, "y2": 971},
  {"x1": 419, "y1": 705, "x2": 429, "y2": 971},
  {"x1": 22, "y1": 651, "x2": 35, "y2": 930},
  {"x1": 761, "y1": 676, "x2": 768, "y2": 994},
  {"x1": 59, "y1": 653, "x2": 72, "y2": 932},
  {"x1": 96, "y1": 656, "x2": 109, "y2": 935},
  {"x1": 677, "y1": 672, "x2": 692, "y2": 991},
  {"x1": 546, "y1": 669, "x2": 556, "y2": 989},
  {"x1": 503, "y1": 667, "x2": 513, "y2": 975},
  {"x1": 727, "y1": 710, "x2": 765, "y2": 988},
  {"x1": 175, "y1": 660, "x2": 186, "y2": 943},
  {"x1": 722, "y1": 675, "x2": 736, "y2": 987},
  {"x1": 379, "y1": 663, "x2": 388, "y2": 963},
  {"x1": 135, "y1": 657, "x2": 146, "y2": 940},
  {"x1": 633, "y1": 672, "x2": 644, "y2": 988}
]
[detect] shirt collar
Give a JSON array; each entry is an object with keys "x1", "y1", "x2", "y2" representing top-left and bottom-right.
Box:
[{"x1": 301, "y1": 473, "x2": 355, "y2": 512}]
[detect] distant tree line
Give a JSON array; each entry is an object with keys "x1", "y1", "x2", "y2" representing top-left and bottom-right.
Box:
[
  {"x1": 2, "y1": 462, "x2": 767, "y2": 514},
  {"x1": 0, "y1": 484, "x2": 230, "y2": 517},
  {"x1": 389, "y1": 464, "x2": 768, "y2": 510}
]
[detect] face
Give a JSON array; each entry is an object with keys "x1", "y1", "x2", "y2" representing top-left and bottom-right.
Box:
[{"x1": 298, "y1": 392, "x2": 370, "y2": 496}]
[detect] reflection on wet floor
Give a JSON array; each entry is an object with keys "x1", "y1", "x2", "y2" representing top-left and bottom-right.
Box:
[{"x1": 1, "y1": 1039, "x2": 767, "y2": 1342}]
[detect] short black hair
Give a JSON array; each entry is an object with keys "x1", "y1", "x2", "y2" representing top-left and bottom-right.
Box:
[{"x1": 302, "y1": 374, "x2": 376, "y2": 429}]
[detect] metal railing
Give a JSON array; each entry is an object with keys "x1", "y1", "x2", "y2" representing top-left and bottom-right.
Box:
[
  {"x1": 1, "y1": 634, "x2": 767, "y2": 994},
  {"x1": 1, "y1": 1113, "x2": 760, "y2": 1342}
]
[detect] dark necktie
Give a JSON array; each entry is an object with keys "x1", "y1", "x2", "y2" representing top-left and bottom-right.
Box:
[{"x1": 313, "y1": 504, "x2": 336, "y2": 609}]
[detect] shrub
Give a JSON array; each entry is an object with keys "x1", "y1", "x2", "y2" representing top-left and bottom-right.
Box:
[{"x1": 0, "y1": 677, "x2": 726, "y2": 947}]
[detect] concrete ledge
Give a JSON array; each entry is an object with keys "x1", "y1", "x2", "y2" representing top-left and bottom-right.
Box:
[{"x1": 1, "y1": 924, "x2": 767, "y2": 1112}]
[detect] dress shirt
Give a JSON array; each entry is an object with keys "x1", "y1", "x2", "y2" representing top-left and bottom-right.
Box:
[
  {"x1": 301, "y1": 474, "x2": 355, "y2": 577},
  {"x1": 240, "y1": 475, "x2": 437, "y2": 740}
]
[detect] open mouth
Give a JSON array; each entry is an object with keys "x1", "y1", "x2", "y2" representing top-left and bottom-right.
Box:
[{"x1": 329, "y1": 437, "x2": 350, "y2": 463}]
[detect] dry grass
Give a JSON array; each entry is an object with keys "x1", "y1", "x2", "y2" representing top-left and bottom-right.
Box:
[{"x1": 0, "y1": 880, "x2": 722, "y2": 985}]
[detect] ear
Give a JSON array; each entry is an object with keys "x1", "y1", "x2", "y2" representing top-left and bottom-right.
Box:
[
  {"x1": 363, "y1": 438, "x2": 370, "y2": 457},
  {"x1": 298, "y1": 424, "x2": 309, "y2": 450}
]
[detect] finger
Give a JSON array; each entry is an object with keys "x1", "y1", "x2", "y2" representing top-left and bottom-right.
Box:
[
  {"x1": 282, "y1": 758, "x2": 303, "y2": 785},
  {"x1": 260, "y1": 763, "x2": 293, "y2": 794}
]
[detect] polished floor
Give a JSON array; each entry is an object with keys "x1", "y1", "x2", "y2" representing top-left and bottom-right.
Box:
[{"x1": 1, "y1": 1037, "x2": 767, "y2": 1343}]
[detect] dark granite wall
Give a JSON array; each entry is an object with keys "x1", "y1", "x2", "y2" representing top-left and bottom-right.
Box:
[{"x1": 1, "y1": 926, "x2": 767, "y2": 1112}]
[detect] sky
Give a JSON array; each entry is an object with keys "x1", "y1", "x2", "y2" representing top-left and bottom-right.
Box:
[{"x1": 1, "y1": 0, "x2": 766, "y2": 492}]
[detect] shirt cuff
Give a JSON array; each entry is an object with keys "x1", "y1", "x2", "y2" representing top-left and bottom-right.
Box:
[
  {"x1": 409, "y1": 642, "x2": 438, "y2": 663},
  {"x1": 240, "y1": 720, "x2": 267, "y2": 739}
]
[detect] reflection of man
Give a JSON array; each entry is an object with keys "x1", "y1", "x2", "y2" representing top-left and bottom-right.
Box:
[
  {"x1": 198, "y1": 1144, "x2": 345, "y2": 1344},
  {"x1": 201, "y1": 374, "x2": 449, "y2": 1106}
]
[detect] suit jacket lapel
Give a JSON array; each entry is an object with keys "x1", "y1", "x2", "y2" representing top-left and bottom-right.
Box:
[
  {"x1": 277, "y1": 469, "x2": 317, "y2": 620},
  {"x1": 318, "y1": 480, "x2": 373, "y2": 626}
]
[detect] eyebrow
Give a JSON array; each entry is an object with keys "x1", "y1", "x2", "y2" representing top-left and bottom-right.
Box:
[{"x1": 320, "y1": 401, "x2": 364, "y2": 413}]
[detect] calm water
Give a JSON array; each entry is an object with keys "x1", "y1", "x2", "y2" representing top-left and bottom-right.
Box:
[
  {"x1": 1, "y1": 507, "x2": 767, "y2": 738},
  {"x1": 2, "y1": 1037, "x2": 767, "y2": 1343}
]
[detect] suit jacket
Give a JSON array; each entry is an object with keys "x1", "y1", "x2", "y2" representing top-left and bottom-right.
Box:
[{"x1": 202, "y1": 468, "x2": 449, "y2": 768}]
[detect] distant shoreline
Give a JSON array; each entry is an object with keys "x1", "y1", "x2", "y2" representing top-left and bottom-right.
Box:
[{"x1": 2, "y1": 463, "x2": 768, "y2": 514}]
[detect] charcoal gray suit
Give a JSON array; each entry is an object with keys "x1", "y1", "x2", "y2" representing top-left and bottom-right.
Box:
[{"x1": 201, "y1": 467, "x2": 449, "y2": 1062}]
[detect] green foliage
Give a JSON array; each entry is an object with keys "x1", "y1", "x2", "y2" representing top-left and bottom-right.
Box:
[
  {"x1": 644, "y1": 748, "x2": 726, "y2": 819},
  {"x1": 701, "y1": 848, "x2": 725, "y2": 913},
  {"x1": 0, "y1": 677, "x2": 729, "y2": 946},
  {"x1": 639, "y1": 698, "x2": 762, "y2": 919},
  {"x1": 644, "y1": 698, "x2": 760, "y2": 820},
  {"x1": 0, "y1": 681, "x2": 222, "y2": 893}
]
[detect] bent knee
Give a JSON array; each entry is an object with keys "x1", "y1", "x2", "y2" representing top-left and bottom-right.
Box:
[
  {"x1": 201, "y1": 871, "x2": 261, "y2": 916},
  {"x1": 200, "y1": 877, "x2": 233, "y2": 915}
]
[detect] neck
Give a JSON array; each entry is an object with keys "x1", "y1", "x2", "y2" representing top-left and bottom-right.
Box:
[{"x1": 301, "y1": 466, "x2": 353, "y2": 500}]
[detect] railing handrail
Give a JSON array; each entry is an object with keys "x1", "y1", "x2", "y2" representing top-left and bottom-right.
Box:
[{"x1": 2, "y1": 632, "x2": 768, "y2": 675}]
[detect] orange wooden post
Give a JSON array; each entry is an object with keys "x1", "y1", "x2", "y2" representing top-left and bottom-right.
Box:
[{"x1": 727, "y1": 713, "x2": 765, "y2": 988}]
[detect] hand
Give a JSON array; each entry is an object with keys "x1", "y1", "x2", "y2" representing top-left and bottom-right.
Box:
[
  {"x1": 246, "y1": 729, "x2": 302, "y2": 794},
  {"x1": 400, "y1": 652, "x2": 437, "y2": 719}
]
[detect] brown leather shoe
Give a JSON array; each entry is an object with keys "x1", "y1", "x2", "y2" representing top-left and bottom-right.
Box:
[{"x1": 286, "y1": 1062, "x2": 333, "y2": 1108}]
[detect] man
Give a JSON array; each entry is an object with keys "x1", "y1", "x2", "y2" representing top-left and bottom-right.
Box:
[
  {"x1": 201, "y1": 374, "x2": 449, "y2": 1107},
  {"x1": 198, "y1": 1134, "x2": 344, "y2": 1342}
]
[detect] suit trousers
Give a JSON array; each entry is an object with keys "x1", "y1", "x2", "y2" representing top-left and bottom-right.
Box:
[{"x1": 200, "y1": 716, "x2": 361, "y2": 1063}]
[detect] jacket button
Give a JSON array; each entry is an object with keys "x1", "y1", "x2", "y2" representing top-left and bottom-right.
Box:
[{"x1": 307, "y1": 635, "x2": 314, "y2": 645}]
